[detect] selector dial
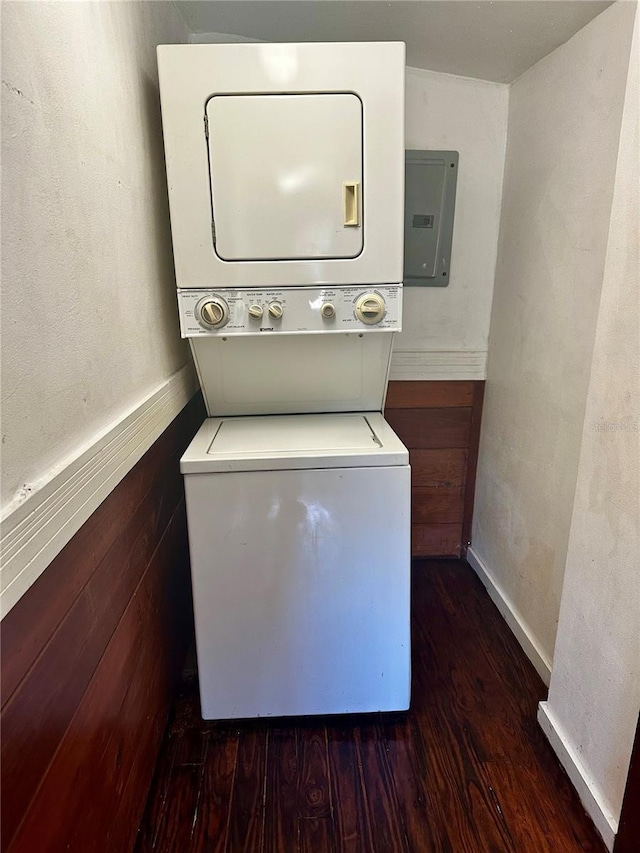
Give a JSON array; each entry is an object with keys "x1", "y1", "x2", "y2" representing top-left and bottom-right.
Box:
[
  {"x1": 196, "y1": 296, "x2": 230, "y2": 329},
  {"x1": 355, "y1": 292, "x2": 386, "y2": 325},
  {"x1": 248, "y1": 304, "x2": 264, "y2": 320},
  {"x1": 321, "y1": 302, "x2": 336, "y2": 319},
  {"x1": 268, "y1": 302, "x2": 284, "y2": 320}
]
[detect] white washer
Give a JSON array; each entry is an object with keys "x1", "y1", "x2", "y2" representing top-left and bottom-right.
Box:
[{"x1": 182, "y1": 413, "x2": 410, "y2": 720}]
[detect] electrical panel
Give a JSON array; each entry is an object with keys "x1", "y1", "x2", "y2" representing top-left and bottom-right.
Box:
[{"x1": 404, "y1": 150, "x2": 458, "y2": 286}]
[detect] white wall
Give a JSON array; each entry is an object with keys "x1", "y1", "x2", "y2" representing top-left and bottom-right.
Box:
[
  {"x1": 540, "y1": 7, "x2": 640, "y2": 845},
  {"x1": 1, "y1": 1, "x2": 190, "y2": 512},
  {"x1": 0, "y1": 2, "x2": 199, "y2": 614},
  {"x1": 394, "y1": 67, "x2": 508, "y2": 380},
  {"x1": 471, "y1": 1, "x2": 636, "y2": 668}
]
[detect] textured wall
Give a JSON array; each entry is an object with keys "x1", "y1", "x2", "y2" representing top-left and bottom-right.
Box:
[
  {"x1": 1, "y1": 1, "x2": 190, "y2": 511},
  {"x1": 396, "y1": 66, "x2": 508, "y2": 375},
  {"x1": 545, "y1": 4, "x2": 640, "y2": 827},
  {"x1": 472, "y1": 1, "x2": 636, "y2": 665}
]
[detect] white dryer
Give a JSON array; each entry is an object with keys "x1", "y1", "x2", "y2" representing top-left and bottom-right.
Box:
[
  {"x1": 157, "y1": 41, "x2": 405, "y2": 289},
  {"x1": 157, "y1": 41, "x2": 410, "y2": 720}
]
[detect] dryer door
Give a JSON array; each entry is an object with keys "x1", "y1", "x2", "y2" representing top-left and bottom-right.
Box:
[{"x1": 206, "y1": 94, "x2": 363, "y2": 261}]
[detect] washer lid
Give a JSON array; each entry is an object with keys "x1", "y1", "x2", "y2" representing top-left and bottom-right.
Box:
[
  {"x1": 210, "y1": 414, "x2": 379, "y2": 455},
  {"x1": 181, "y1": 412, "x2": 408, "y2": 473}
]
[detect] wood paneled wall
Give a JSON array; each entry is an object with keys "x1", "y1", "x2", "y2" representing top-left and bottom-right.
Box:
[
  {"x1": 385, "y1": 380, "x2": 485, "y2": 558},
  {"x1": 1, "y1": 394, "x2": 205, "y2": 853}
]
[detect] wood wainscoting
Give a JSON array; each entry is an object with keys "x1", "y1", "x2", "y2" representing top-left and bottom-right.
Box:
[
  {"x1": 0, "y1": 393, "x2": 205, "y2": 853},
  {"x1": 385, "y1": 380, "x2": 485, "y2": 559}
]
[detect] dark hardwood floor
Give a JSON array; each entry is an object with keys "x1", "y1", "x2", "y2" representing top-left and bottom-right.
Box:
[{"x1": 136, "y1": 561, "x2": 605, "y2": 853}]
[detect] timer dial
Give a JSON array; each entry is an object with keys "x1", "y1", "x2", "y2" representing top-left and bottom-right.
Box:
[
  {"x1": 354, "y1": 292, "x2": 386, "y2": 325},
  {"x1": 196, "y1": 296, "x2": 230, "y2": 329}
]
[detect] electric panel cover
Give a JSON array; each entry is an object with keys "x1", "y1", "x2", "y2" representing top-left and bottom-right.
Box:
[{"x1": 404, "y1": 150, "x2": 458, "y2": 286}]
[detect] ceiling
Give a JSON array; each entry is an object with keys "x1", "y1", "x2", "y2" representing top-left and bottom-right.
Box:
[{"x1": 174, "y1": 0, "x2": 614, "y2": 83}]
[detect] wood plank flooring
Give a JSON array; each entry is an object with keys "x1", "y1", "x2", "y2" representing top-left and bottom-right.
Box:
[{"x1": 136, "y1": 561, "x2": 606, "y2": 853}]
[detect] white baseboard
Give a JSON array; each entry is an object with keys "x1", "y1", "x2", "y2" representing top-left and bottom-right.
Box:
[
  {"x1": 389, "y1": 349, "x2": 487, "y2": 380},
  {"x1": 1, "y1": 364, "x2": 199, "y2": 619},
  {"x1": 466, "y1": 546, "x2": 552, "y2": 685},
  {"x1": 538, "y1": 702, "x2": 617, "y2": 850}
]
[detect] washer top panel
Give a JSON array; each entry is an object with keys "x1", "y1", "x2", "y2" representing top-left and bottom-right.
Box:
[{"x1": 180, "y1": 412, "x2": 409, "y2": 473}]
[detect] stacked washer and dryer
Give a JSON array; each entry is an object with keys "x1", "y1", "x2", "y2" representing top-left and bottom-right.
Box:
[{"x1": 157, "y1": 42, "x2": 410, "y2": 720}]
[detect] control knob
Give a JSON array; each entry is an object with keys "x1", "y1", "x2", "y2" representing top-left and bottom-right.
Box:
[
  {"x1": 354, "y1": 292, "x2": 386, "y2": 325},
  {"x1": 321, "y1": 302, "x2": 336, "y2": 319},
  {"x1": 196, "y1": 296, "x2": 230, "y2": 329},
  {"x1": 248, "y1": 304, "x2": 264, "y2": 320},
  {"x1": 268, "y1": 302, "x2": 284, "y2": 320}
]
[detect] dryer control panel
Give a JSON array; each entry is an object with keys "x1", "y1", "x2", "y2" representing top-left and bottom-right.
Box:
[{"x1": 178, "y1": 286, "x2": 402, "y2": 338}]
